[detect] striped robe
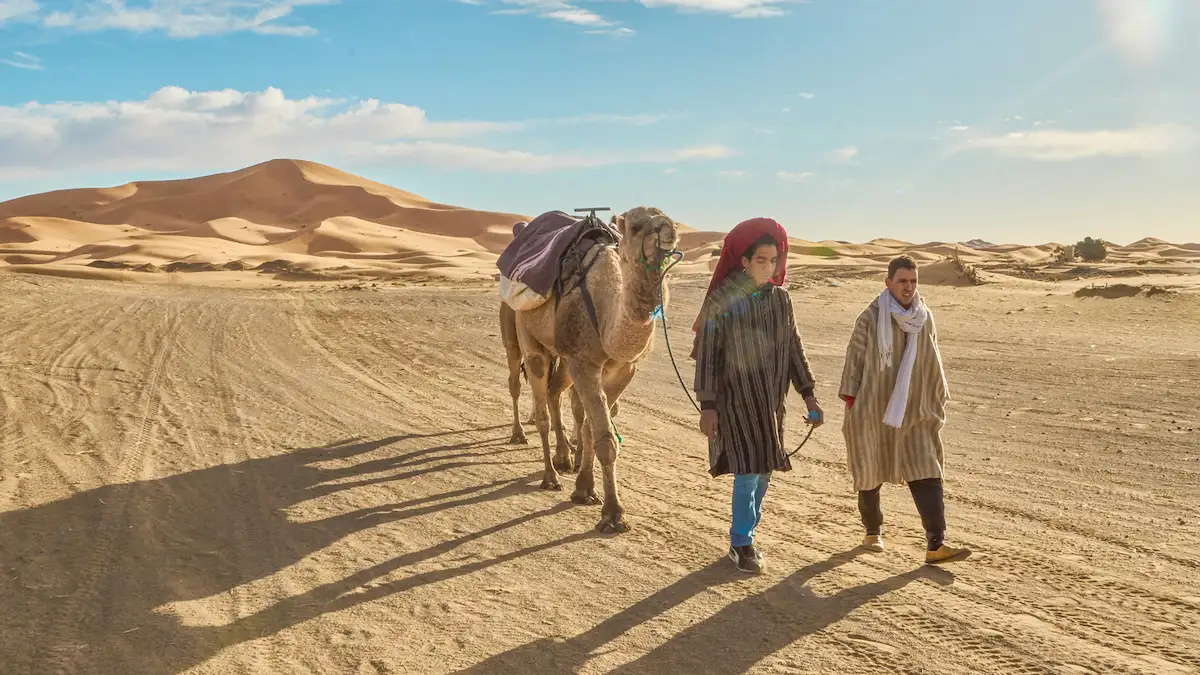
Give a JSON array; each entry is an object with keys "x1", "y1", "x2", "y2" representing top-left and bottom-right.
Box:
[
  {"x1": 693, "y1": 271, "x2": 817, "y2": 477},
  {"x1": 838, "y1": 297, "x2": 950, "y2": 491}
]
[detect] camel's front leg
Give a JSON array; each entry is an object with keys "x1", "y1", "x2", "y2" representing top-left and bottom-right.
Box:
[
  {"x1": 524, "y1": 352, "x2": 561, "y2": 491},
  {"x1": 570, "y1": 361, "x2": 627, "y2": 533},
  {"x1": 548, "y1": 360, "x2": 576, "y2": 473}
]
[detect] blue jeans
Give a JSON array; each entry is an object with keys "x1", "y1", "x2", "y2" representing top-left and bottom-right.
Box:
[{"x1": 730, "y1": 473, "x2": 771, "y2": 548}]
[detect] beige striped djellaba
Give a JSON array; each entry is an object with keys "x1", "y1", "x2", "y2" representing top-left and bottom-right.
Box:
[{"x1": 838, "y1": 296, "x2": 951, "y2": 492}]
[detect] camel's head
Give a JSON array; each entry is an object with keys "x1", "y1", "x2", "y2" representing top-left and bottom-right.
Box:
[{"x1": 612, "y1": 206, "x2": 681, "y2": 276}]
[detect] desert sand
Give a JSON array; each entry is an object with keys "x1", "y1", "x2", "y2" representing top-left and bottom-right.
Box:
[{"x1": 1, "y1": 162, "x2": 1198, "y2": 674}]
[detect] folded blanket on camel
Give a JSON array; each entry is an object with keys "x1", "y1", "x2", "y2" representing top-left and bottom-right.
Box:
[{"x1": 496, "y1": 210, "x2": 618, "y2": 311}]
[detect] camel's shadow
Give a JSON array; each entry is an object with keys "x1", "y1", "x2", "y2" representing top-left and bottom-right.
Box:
[{"x1": 0, "y1": 426, "x2": 581, "y2": 674}]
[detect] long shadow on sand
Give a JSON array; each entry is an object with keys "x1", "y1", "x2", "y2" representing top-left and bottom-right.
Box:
[
  {"x1": 454, "y1": 549, "x2": 954, "y2": 674},
  {"x1": 0, "y1": 426, "x2": 582, "y2": 674}
]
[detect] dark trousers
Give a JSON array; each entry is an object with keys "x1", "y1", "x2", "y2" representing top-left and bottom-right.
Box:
[{"x1": 858, "y1": 478, "x2": 946, "y2": 551}]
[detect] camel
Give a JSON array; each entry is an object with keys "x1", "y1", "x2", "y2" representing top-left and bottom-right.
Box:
[{"x1": 515, "y1": 206, "x2": 680, "y2": 534}]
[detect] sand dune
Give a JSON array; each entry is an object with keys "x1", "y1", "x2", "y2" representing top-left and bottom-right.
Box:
[
  {"x1": 1, "y1": 159, "x2": 1195, "y2": 284},
  {"x1": 0, "y1": 159, "x2": 527, "y2": 279}
]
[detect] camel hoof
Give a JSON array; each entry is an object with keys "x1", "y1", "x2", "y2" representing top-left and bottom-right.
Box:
[
  {"x1": 540, "y1": 479, "x2": 563, "y2": 491},
  {"x1": 595, "y1": 516, "x2": 630, "y2": 534},
  {"x1": 552, "y1": 458, "x2": 574, "y2": 474},
  {"x1": 571, "y1": 491, "x2": 601, "y2": 506},
  {"x1": 510, "y1": 433, "x2": 529, "y2": 445}
]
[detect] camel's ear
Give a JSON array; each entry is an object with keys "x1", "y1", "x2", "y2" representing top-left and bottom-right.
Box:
[{"x1": 611, "y1": 214, "x2": 626, "y2": 236}]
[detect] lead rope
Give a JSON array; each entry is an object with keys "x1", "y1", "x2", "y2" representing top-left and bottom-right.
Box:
[{"x1": 654, "y1": 249, "x2": 818, "y2": 457}]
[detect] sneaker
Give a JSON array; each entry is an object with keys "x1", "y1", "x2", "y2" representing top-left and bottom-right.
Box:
[
  {"x1": 862, "y1": 534, "x2": 885, "y2": 552},
  {"x1": 925, "y1": 544, "x2": 972, "y2": 564},
  {"x1": 729, "y1": 545, "x2": 764, "y2": 574}
]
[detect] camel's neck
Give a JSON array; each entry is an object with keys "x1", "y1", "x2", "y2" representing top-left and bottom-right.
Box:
[{"x1": 596, "y1": 257, "x2": 664, "y2": 362}]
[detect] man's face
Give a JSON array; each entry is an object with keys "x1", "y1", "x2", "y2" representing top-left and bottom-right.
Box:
[
  {"x1": 742, "y1": 244, "x2": 779, "y2": 287},
  {"x1": 886, "y1": 267, "x2": 918, "y2": 306}
]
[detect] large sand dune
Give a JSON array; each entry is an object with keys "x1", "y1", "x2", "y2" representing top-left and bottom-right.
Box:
[
  {"x1": 0, "y1": 159, "x2": 529, "y2": 280},
  {"x1": 3, "y1": 160, "x2": 1198, "y2": 284}
]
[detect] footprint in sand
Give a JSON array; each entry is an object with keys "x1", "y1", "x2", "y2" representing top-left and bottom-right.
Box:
[
  {"x1": 1043, "y1": 595, "x2": 1080, "y2": 607},
  {"x1": 843, "y1": 634, "x2": 899, "y2": 654},
  {"x1": 1011, "y1": 614, "x2": 1053, "y2": 631}
]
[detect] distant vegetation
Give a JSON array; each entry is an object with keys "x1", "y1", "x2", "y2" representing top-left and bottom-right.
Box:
[{"x1": 1073, "y1": 237, "x2": 1108, "y2": 262}]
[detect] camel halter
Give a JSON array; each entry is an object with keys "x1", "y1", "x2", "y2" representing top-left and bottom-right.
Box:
[{"x1": 653, "y1": 252, "x2": 819, "y2": 460}]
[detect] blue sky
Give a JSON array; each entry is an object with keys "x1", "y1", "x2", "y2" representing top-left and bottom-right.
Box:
[{"x1": 1, "y1": 0, "x2": 1197, "y2": 244}]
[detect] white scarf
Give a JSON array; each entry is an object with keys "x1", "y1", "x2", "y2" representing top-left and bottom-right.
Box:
[{"x1": 877, "y1": 288, "x2": 928, "y2": 428}]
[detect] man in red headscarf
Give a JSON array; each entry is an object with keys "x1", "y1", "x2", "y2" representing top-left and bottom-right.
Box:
[{"x1": 692, "y1": 218, "x2": 823, "y2": 574}]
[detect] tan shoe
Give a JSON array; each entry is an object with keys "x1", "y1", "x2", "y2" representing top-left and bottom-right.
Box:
[
  {"x1": 925, "y1": 544, "x2": 972, "y2": 564},
  {"x1": 862, "y1": 534, "x2": 885, "y2": 552}
]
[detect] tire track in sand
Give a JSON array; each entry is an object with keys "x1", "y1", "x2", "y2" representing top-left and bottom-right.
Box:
[{"x1": 38, "y1": 301, "x2": 183, "y2": 674}]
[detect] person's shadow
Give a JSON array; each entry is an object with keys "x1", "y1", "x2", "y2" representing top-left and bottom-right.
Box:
[
  {"x1": 453, "y1": 549, "x2": 954, "y2": 674},
  {"x1": 0, "y1": 426, "x2": 585, "y2": 674}
]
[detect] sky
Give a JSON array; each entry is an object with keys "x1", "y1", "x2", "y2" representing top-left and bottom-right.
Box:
[{"x1": 1, "y1": 0, "x2": 1198, "y2": 245}]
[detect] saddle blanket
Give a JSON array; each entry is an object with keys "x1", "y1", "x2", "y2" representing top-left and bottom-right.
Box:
[{"x1": 497, "y1": 210, "x2": 615, "y2": 311}]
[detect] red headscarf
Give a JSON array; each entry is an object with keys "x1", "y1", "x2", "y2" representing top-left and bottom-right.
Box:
[{"x1": 692, "y1": 217, "x2": 789, "y2": 334}]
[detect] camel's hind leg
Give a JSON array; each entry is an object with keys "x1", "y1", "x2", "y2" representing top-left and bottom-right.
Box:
[
  {"x1": 500, "y1": 303, "x2": 529, "y2": 444},
  {"x1": 570, "y1": 360, "x2": 636, "y2": 533},
  {"x1": 569, "y1": 387, "x2": 586, "y2": 477},
  {"x1": 548, "y1": 359, "x2": 576, "y2": 473},
  {"x1": 506, "y1": 352, "x2": 529, "y2": 445},
  {"x1": 521, "y1": 348, "x2": 561, "y2": 491}
]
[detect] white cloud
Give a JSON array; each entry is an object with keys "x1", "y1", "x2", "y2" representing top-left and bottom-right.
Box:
[
  {"x1": 475, "y1": 0, "x2": 799, "y2": 30},
  {"x1": 828, "y1": 145, "x2": 859, "y2": 163},
  {"x1": 960, "y1": 125, "x2": 1198, "y2": 161},
  {"x1": 667, "y1": 145, "x2": 732, "y2": 160},
  {"x1": 717, "y1": 169, "x2": 748, "y2": 180},
  {"x1": 640, "y1": 0, "x2": 799, "y2": 18},
  {"x1": 587, "y1": 26, "x2": 635, "y2": 37},
  {"x1": 663, "y1": 168, "x2": 677, "y2": 174},
  {"x1": 25, "y1": 0, "x2": 330, "y2": 37},
  {"x1": 798, "y1": 92, "x2": 815, "y2": 100},
  {"x1": 776, "y1": 170, "x2": 813, "y2": 182},
  {"x1": 0, "y1": 86, "x2": 731, "y2": 175},
  {"x1": 0, "y1": 0, "x2": 37, "y2": 23},
  {"x1": 949, "y1": 125, "x2": 969, "y2": 132},
  {"x1": 2, "y1": 50, "x2": 43, "y2": 70},
  {"x1": 492, "y1": 0, "x2": 619, "y2": 31}
]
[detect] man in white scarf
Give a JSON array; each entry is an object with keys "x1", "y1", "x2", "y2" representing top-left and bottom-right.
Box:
[{"x1": 837, "y1": 255, "x2": 971, "y2": 565}]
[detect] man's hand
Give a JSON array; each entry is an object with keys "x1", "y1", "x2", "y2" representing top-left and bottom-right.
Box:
[
  {"x1": 699, "y1": 409, "x2": 718, "y2": 439},
  {"x1": 804, "y1": 396, "x2": 824, "y2": 427}
]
